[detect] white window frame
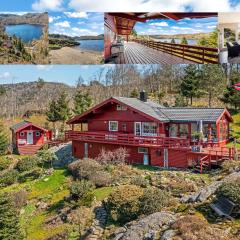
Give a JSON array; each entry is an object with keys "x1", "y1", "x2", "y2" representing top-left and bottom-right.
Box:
[
  {"x1": 36, "y1": 131, "x2": 41, "y2": 137},
  {"x1": 20, "y1": 132, "x2": 25, "y2": 137},
  {"x1": 109, "y1": 121, "x2": 118, "y2": 132},
  {"x1": 141, "y1": 122, "x2": 157, "y2": 136},
  {"x1": 117, "y1": 104, "x2": 127, "y2": 111},
  {"x1": 138, "y1": 147, "x2": 148, "y2": 154}
]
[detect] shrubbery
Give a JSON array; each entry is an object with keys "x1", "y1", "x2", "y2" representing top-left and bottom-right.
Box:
[
  {"x1": 0, "y1": 169, "x2": 19, "y2": 187},
  {"x1": 15, "y1": 156, "x2": 39, "y2": 172},
  {"x1": 105, "y1": 185, "x2": 144, "y2": 224},
  {"x1": 131, "y1": 175, "x2": 149, "y2": 188},
  {"x1": 0, "y1": 156, "x2": 11, "y2": 171},
  {"x1": 139, "y1": 188, "x2": 170, "y2": 215},
  {"x1": 222, "y1": 160, "x2": 240, "y2": 173},
  {"x1": 88, "y1": 171, "x2": 112, "y2": 187}
]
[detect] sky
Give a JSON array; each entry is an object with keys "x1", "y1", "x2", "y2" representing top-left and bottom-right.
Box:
[
  {"x1": 135, "y1": 17, "x2": 217, "y2": 35},
  {"x1": 0, "y1": 0, "x2": 240, "y2": 12},
  {"x1": 49, "y1": 12, "x2": 103, "y2": 36},
  {"x1": 0, "y1": 65, "x2": 113, "y2": 86}
]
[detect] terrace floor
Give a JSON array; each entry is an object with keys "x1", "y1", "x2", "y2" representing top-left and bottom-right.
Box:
[{"x1": 113, "y1": 41, "x2": 195, "y2": 64}]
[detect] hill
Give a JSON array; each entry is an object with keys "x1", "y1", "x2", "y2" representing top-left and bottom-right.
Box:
[{"x1": 149, "y1": 32, "x2": 212, "y2": 40}]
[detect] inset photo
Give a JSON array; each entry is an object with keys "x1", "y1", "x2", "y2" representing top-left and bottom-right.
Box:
[
  {"x1": 218, "y1": 12, "x2": 240, "y2": 64},
  {"x1": 0, "y1": 12, "x2": 48, "y2": 64},
  {"x1": 104, "y1": 12, "x2": 218, "y2": 64},
  {"x1": 49, "y1": 12, "x2": 104, "y2": 64}
]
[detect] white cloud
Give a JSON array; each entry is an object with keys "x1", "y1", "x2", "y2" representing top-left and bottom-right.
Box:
[
  {"x1": 207, "y1": 25, "x2": 216, "y2": 29},
  {"x1": 49, "y1": 16, "x2": 61, "y2": 23},
  {"x1": 149, "y1": 22, "x2": 168, "y2": 27},
  {"x1": 0, "y1": 72, "x2": 10, "y2": 79},
  {"x1": 32, "y1": 0, "x2": 63, "y2": 11},
  {"x1": 54, "y1": 21, "x2": 71, "y2": 28},
  {"x1": 36, "y1": 65, "x2": 53, "y2": 71},
  {"x1": 64, "y1": 12, "x2": 88, "y2": 18},
  {"x1": 68, "y1": 0, "x2": 240, "y2": 12}
]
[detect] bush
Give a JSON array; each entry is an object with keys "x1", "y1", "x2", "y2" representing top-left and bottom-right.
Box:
[
  {"x1": 37, "y1": 148, "x2": 57, "y2": 168},
  {"x1": 105, "y1": 185, "x2": 144, "y2": 224},
  {"x1": 96, "y1": 147, "x2": 129, "y2": 165},
  {"x1": 88, "y1": 171, "x2": 112, "y2": 187},
  {"x1": 15, "y1": 156, "x2": 39, "y2": 172},
  {"x1": 139, "y1": 188, "x2": 170, "y2": 215},
  {"x1": 216, "y1": 181, "x2": 240, "y2": 204},
  {"x1": 0, "y1": 156, "x2": 11, "y2": 171},
  {"x1": 0, "y1": 123, "x2": 9, "y2": 156},
  {"x1": 0, "y1": 169, "x2": 18, "y2": 187},
  {"x1": 222, "y1": 160, "x2": 240, "y2": 173},
  {"x1": 131, "y1": 175, "x2": 149, "y2": 188},
  {"x1": 18, "y1": 167, "x2": 43, "y2": 182},
  {"x1": 11, "y1": 189, "x2": 27, "y2": 209},
  {"x1": 68, "y1": 159, "x2": 102, "y2": 180},
  {"x1": 70, "y1": 180, "x2": 95, "y2": 200}
]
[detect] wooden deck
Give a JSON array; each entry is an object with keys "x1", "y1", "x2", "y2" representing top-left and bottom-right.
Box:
[{"x1": 113, "y1": 41, "x2": 195, "y2": 64}]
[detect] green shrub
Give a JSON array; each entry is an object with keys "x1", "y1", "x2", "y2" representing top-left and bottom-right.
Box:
[
  {"x1": 216, "y1": 181, "x2": 240, "y2": 204},
  {"x1": 68, "y1": 159, "x2": 102, "y2": 180},
  {"x1": 139, "y1": 188, "x2": 170, "y2": 215},
  {"x1": 88, "y1": 171, "x2": 112, "y2": 188},
  {"x1": 15, "y1": 156, "x2": 39, "y2": 172},
  {"x1": 70, "y1": 180, "x2": 95, "y2": 200},
  {"x1": 222, "y1": 160, "x2": 240, "y2": 173},
  {"x1": 18, "y1": 167, "x2": 42, "y2": 182},
  {"x1": 37, "y1": 148, "x2": 57, "y2": 168},
  {"x1": 0, "y1": 169, "x2": 19, "y2": 187},
  {"x1": 78, "y1": 192, "x2": 95, "y2": 207},
  {"x1": 105, "y1": 185, "x2": 144, "y2": 224},
  {"x1": 0, "y1": 156, "x2": 11, "y2": 171},
  {"x1": 0, "y1": 123, "x2": 9, "y2": 156},
  {"x1": 131, "y1": 175, "x2": 149, "y2": 188}
]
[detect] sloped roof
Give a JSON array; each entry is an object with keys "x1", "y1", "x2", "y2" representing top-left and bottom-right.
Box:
[{"x1": 10, "y1": 121, "x2": 48, "y2": 133}]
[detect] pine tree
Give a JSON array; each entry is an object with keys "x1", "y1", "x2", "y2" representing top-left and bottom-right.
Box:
[
  {"x1": 0, "y1": 194, "x2": 23, "y2": 240},
  {"x1": 130, "y1": 89, "x2": 139, "y2": 98},
  {"x1": 0, "y1": 123, "x2": 8, "y2": 155},
  {"x1": 73, "y1": 90, "x2": 93, "y2": 115},
  {"x1": 46, "y1": 99, "x2": 59, "y2": 137},
  {"x1": 180, "y1": 65, "x2": 202, "y2": 105}
]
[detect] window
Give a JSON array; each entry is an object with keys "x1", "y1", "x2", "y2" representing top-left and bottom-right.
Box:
[
  {"x1": 142, "y1": 122, "x2": 157, "y2": 136},
  {"x1": 36, "y1": 131, "x2": 40, "y2": 137},
  {"x1": 117, "y1": 105, "x2": 127, "y2": 111},
  {"x1": 109, "y1": 121, "x2": 118, "y2": 131},
  {"x1": 20, "y1": 132, "x2": 24, "y2": 137},
  {"x1": 138, "y1": 147, "x2": 148, "y2": 154},
  {"x1": 169, "y1": 124, "x2": 178, "y2": 137},
  {"x1": 179, "y1": 124, "x2": 188, "y2": 138}
]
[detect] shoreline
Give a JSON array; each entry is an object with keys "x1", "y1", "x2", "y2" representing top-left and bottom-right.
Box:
[{"x1": 49, "y1": 46, "x2": 103, "y2": 64}]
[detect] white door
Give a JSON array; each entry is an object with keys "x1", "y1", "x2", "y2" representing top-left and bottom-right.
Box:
[
  {"x1": 143, "y1": 154, "x2": 149, "y2": 165},
  {"x1": 134, "y1": 122, "x2": 141, "y2": 136},
  {"x1": 27, "y1": 131, "x2": 33, "y2": 144},
  {"x1": 84, "y1": 143, "x2": 88, "y2": 159},
  {"x1": 164, "y1": 149, "x2": 168, "y2": 168}
]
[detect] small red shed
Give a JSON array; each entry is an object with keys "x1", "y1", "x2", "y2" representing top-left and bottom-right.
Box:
[{"x1": 10, "y1": 121, "x2": 52, "y2": 155}]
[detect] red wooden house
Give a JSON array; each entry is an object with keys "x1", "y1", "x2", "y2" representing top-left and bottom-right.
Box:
[
  {"x1": 66, "y1": 92, "x2": 234, "y2": 171},
  {"x1": 10, "y1": 121, "x2": 52, "y2": 155}
]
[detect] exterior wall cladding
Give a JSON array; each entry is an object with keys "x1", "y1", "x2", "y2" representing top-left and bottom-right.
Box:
[{"x1": 72, "y1": 140, "x2": 190, "y2": 168}]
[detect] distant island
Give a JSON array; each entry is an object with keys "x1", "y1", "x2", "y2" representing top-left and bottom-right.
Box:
[{"x1": 149, "y1": 32, "x2": 212, "y2": 40}]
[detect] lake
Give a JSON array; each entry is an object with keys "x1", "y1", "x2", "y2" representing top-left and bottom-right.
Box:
[
  {"x1": 153, "y1": 38, "x2": 197, "y2": 45},
  {"x1": 77, "y1": 39, "x2": 104, "y2": 52},
  {"x1": 5, "y1": 24, "x2": 44, "y2": 43}
]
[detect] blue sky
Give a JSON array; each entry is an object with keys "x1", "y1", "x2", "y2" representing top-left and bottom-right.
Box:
[
  {"x1": 0, "y1": 0, "x2": 240, "y2": 12},
  {"x1": 135, "y1": 17, "x2": 217, "y2": 35},
  {"x1": 0, "y1": 65, "x2": 113, "y2": 86},
  {"x1": 49, "y1": 12, "x2": 103, "y2": 36}
]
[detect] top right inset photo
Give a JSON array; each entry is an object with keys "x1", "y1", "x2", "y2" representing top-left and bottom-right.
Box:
[{"x1": 218, "y1": 12, "x2": 240, "y2": 64}]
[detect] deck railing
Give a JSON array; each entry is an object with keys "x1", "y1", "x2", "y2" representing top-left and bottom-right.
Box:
[
  {"x1": 132, "y1": 39, "x2": 219, "y2": 64},
  {"x1": 65, "y1": 131, "x2": 191, "y2": 149}
]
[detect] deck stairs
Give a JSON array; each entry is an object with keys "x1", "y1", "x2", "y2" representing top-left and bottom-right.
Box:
[{"x1": 18, "y1": 145, "x2": 43, "y2": 155}]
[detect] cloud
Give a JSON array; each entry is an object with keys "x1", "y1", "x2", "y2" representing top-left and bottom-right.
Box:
[
  {"x1": 0, "y1": 72, "x2": 10, "y2": 79},
  {"x1": 54, "y1": 21, "x2": 71, "y2": 28},
  {"x1": 149, "y1": 22, "x2": 168, "y2": 27},
  {"x1": 64, "y1": 12, "x2": 88, "y2": 18},
  {"x1": 32, "y1": 0, "x2": 63, "y2": 11},
  {"x1": 49, "y1": 16, "x2": 61, "y2": 23},
  {"x1": 36, "y1": 65, "x2": 53, "y2": 71},
  {"x1": 68, "y1": 0, "x2": 239, "y2": 12}
]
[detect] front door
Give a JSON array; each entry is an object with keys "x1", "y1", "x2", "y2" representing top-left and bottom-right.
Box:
[
  {"x1": 84, "y1": 143, "x2": 88, "y2": 158},
  {"x1": 164, "y1": 148, "x2": 168, "y2": 168},
  {"x1": 134, "y1": 122, "x2": 141, "y2": 136},
  {"x1": 27, "y1": 131, "x2": 33, "y2": 144},
  {"x1": 143, "y1": 154, "x2": 149, "y2": 165}
]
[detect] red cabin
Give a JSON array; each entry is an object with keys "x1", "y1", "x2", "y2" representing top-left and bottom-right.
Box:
[
  {"x1": 66, "y1": 92, "x2": 234, "y2": 171},
  {"x1": 10, "y1": 121, "x2": 52, "y2": 155}
]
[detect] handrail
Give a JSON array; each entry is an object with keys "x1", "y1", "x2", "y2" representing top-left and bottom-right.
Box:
[
  {"x1": 132, "y1": 38, "x2": 219, "y2": 64},
  {"x1": 65, "y1": 130, "x2": 191, "y2": 149}
]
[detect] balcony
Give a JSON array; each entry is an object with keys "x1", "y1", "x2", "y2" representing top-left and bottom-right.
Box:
[{"x1": 65, "y1": 131, "x2": 191, "y2": 149}]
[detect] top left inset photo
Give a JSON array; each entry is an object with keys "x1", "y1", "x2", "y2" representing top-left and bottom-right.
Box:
[{"x1": 0, "y1": 12, "x2": 48, "y2": 64}]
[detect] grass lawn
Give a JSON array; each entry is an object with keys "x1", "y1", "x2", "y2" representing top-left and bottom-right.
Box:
[
  {"x1": 93, "y1": 187, "x2": 115, "y2": 201},
  {"x1": 132, "y1": 164, "x2": 160, "y2": 171}
]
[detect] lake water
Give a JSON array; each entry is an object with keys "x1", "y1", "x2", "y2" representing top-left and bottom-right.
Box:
[
  {"x1": 77, "y1": 39, "x2": 104, "y2": 52},
  {"x1": 153, "y1": 38, "x2": 197, "y2": 45},
  {"x1": 5, "y1": 24, "x2": 43, "y2": 43}
]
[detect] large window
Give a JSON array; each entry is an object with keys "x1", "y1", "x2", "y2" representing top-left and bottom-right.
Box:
[
  {"x1": 142, "y1": 122, "x2": 157, "y2": 136},
  {"x1": 169, "y1": 124, "x2": 178, "y2": 137},
  {"x1": 179, "y1": 124, "x2": 188, "y2": 138},
  {"x1": 109, "y1": 121, "x2": 118, "y2": 131}
]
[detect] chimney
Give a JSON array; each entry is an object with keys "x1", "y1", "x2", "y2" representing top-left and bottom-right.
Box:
[{"x1": 139, "y1": 90, "x2": 148, "y2": 102}]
